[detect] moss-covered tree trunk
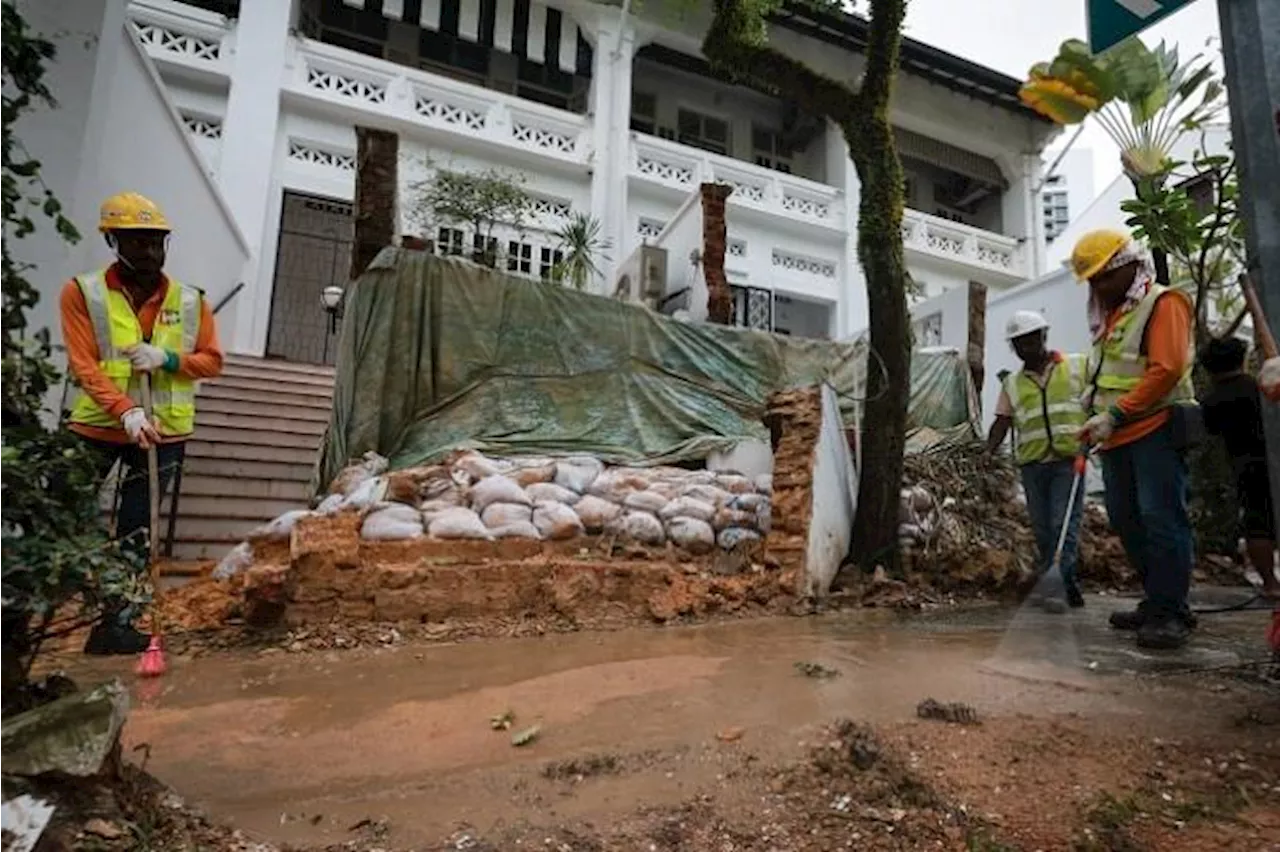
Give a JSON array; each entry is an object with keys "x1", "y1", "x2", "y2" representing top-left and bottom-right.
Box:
[{"x1": 703, "y1": 0, "x2": 910, "y2": 571}]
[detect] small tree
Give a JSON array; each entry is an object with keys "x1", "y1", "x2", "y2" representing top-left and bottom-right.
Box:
[
  {"x1": 410, "y1": 163, "x2": 532, "y2": 267},
  {"x1": 2, "y1": 1, "x2": 146, "y2": 712},
  {"x1": 550, "y1": 212, "x2": 611, "y2": 291}
]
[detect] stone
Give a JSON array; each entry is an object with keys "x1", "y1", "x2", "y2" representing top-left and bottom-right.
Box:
[{"x1": 1, "y1": 681, "x2": 129, "y2": 778}]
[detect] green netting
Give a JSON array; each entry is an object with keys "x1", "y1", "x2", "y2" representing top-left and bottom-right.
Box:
[{"x1": 314, "y1": 249, "x2": 979, "y2": 493}]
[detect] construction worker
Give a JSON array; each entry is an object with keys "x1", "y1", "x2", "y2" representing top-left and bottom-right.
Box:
[
  {"x1": 60, "y1": 192, "x2": 223, "y2": 655},
  {"x1": 986, "y1": 311, "x2": 1087, "y2": 612},
  {"x1": 1072, "y1": 229, "x2": 1197, "y2": 649}
]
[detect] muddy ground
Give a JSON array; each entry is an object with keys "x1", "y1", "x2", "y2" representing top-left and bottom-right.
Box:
[{"x1": 38, "y1": 589, "x2": 1280, "y2": 852}]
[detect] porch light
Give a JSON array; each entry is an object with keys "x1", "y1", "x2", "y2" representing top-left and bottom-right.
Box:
[{"x1": 321, "y1": 285, "x2": 344, "y2": 311}]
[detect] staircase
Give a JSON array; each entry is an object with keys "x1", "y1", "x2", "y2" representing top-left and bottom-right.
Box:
[{"x1": 170, "y1": 354, "x2": 334, "y2": 560}]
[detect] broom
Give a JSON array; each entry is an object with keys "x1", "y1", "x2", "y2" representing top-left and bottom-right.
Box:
[{"x1": 135, "y1": 373, "x2": 167, "y2": 677}]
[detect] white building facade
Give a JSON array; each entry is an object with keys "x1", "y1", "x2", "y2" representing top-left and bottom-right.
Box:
[{"x1": 37, "y1": 0, "x2": 1059, "y2": 363}]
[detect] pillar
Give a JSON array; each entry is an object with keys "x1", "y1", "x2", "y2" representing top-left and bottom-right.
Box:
[
  {"x1": 586, "y1": 8, "x2": 637, "y2": 292},
  {"x1": 825, "y1": 121, "x2": 865, "y2": 338},
  {"x1": 219, "y1": 0, "x2": 293, "y2": 352},
  {"x1": 1002, "y1": 152, "x2": 1044, "y2": 277}
]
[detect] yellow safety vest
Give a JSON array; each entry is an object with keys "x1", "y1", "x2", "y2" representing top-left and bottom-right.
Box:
[
  {"x1": 68, "y1": 270, "x2": 201, "y2": 437},
  {"x1": 1085, "y1": 284, "x2": 1196, "y2": 419},
  {"x1": 1005, "y1": 354, "x2": 1087, "y2": 465}
]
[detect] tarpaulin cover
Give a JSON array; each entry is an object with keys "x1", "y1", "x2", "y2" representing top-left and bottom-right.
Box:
[{"x1": 314, "y1": 249, "x2": 979, "y2": 492}]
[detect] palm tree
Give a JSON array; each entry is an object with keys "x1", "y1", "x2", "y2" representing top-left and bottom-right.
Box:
[{"x1": 551, "y1": 213, "x2": 611, "y2": 291}]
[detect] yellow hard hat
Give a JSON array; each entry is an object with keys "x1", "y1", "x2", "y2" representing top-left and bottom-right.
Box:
[
  {"x1": 98, "y1": 192, "x2": 171, "y2": 233},
  {"x1": 1070, "y1": 228, "x2": 1129, "y2": 282}
]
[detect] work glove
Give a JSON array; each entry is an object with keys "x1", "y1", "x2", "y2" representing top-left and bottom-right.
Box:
[
  {"x1": 123, "y1": 343, "x2": 169, "y2": 373},
  {"x1": 1260, "y1": 357, "x2": 1280, "y2": 400},
  {"x1": 121, "y1": 407, "x2": 160, "y2": 449},
  {"x1": 1078, "y1": 411, "x2": 1115, "y2": 445}
]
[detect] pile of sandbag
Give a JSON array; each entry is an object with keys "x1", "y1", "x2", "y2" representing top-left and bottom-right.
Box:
[{"x1": 215, "y1": 450, "x2": 771, "y2": 578}]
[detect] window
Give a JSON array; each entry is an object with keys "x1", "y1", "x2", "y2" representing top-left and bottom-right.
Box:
[
  {"x1": 437, "y1": 227, "x2": 464, "y2": 256},
  {"x1": 631, "y1": 92, "x2": 657, "y2": 135},
  {"x1": 677, "y1": 109, "x2": 729, "y2": 155},
  {"x1": 540, "y1": 246, "x2": 564, "y2": 280},
  {"x1": 473, "y1": 233, "x2": 499, "y2": 263},
  {"x1": 508, "y1": 241, "x2": 533, "y2": 275},
  {"x1": 752, "y1": 126, "x2": 792, "y2": 174}
]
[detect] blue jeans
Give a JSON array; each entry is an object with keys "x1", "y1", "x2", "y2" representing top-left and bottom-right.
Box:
[
  {"x1": 1021, "y1": 458, "x2": 1084, "y2": 592},
  {"x1": 1100, "y1": 422, "x2": 1194, "y2": 620}
]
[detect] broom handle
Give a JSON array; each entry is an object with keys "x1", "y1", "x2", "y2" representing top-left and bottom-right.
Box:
[
  {"x1": 141, "y1": 374, "x2": 162, "y2": 634},
  {"x1": 1241, "y1": 272, "x2": 1279, "y2": 360}
]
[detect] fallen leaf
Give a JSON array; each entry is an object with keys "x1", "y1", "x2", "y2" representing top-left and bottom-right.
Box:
[{"x1": 84, "y1": 818, "x2": 123, "y2": 839}]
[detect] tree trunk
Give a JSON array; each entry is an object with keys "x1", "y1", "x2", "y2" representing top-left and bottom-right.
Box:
[
  {"x1": 701, "y1": 183, "x2": 734, "y2": 324},
  {"x1": 352, "y1": 127, "x2": 399, "y2": 280}
]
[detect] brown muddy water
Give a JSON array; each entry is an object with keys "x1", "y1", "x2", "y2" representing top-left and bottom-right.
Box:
[{"x1": 56, "y1": 590, "x2": 1277, "y2": 847}]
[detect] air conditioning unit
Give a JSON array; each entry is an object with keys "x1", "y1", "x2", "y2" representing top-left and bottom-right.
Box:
[{"x1": 613, "y1": 244, "x2": 669, "y2": 309}]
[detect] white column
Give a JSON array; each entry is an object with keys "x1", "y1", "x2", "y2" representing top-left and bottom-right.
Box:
[
  {"x1": 1002, "y1": 152, "x2": 1043, "y2": 277},
  {"x1": 586, "y1": 9, "x2": 637, "y2": 293},
  {"x1": 825, "y1": 122, "x2": 866, "y2": 339},
  {"x1": 218, "y1": 0, "x2": 293, "y2": 354}
]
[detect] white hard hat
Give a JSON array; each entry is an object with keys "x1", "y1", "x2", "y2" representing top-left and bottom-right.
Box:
[{"x1": 1005, "y1": 310, "x2": 1049, "y2": 341}]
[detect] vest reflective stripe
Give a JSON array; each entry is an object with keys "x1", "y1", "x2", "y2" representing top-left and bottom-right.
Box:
[
  {"x1": 68, "y1": 271, "x2": 200, "y2": 437},
  {"x1": 1006, "y1": 354, "x2": 1087, "y2": 465},
  {"x1": 1086, "y1": 285, "x2": 1196, "y2": 417}
]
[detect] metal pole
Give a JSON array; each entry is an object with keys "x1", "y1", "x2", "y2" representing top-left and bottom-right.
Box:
[{"x1": 1216, "y1": 0, "x2": 1280, "y2": 544}]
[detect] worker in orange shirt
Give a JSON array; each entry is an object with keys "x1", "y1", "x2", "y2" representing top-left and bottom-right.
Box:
[
  {"x1": 60, "y1": 192, "x2": 223, "y2": 655},
  {"x1": 1072, "y1": 230, "x2": 1198, "y2": 650}
]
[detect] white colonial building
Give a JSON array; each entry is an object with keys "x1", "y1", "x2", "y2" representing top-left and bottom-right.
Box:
[{"x1": 17, "y1": 0, "x2": 1058, "y2": 365}]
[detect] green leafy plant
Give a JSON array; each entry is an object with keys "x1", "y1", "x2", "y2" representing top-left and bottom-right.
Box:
[
  {"x1": 550, "y1": 213, "x2": 610, "y2": 291},
  {"x1": 410, "y1": 162, "x2": 532, "y2": 267},
  {"x1": 2, "y1": 1, "x2": 145, "y2": 710}
]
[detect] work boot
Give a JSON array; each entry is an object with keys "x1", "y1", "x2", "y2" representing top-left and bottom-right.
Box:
[
  {"x1": 1066, "y1": 586, "x2": 1085, "y2": 609},
  {"x1": 1109, "y1": 608, "x2": 1145, "y2": 630},
  {"x1": 83, "y1": 622, "x2": 150, "y2": 656},
  {"x1": 1136, "y1": 615, "x2": 1190, "y2": 650},
  {"x1": 1042, "y1": 596, "x2": 1068, "y2": 614}
]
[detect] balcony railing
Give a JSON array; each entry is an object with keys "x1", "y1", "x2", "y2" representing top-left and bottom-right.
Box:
[
  {"x1": 901, "y1": 208, "x2": 1026, "y2": 280},
  {"x1": 285, "y1": 40, "x2": 592, "y2": 168},
  {"x1": 129, "y1": 0, "x2": 233, "y2": 80},
  {"x1": 630, "y1": 136, "x2": 846, "y2": 233}
]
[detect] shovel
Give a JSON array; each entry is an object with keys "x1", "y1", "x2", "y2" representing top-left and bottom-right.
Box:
[{"x1": 135, "y1": 373, "x2": 166, "y2": 678}]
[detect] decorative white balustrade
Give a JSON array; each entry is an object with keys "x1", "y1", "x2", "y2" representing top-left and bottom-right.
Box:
[
  {"x1": 129, "y1": 1, "x2": 232, "y2": 77},
  {"x1": 287, "y1": 40, "x2": 592, "y2": 167},
  {"x1": 901, "y1": 209, "x2": 1026, "y2": 279},
  {"x1": 631, "y1": 136, "x2": 845, "y2": 232}
]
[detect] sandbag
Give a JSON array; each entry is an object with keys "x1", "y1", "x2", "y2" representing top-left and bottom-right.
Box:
[
  {"x1": 716, "y1": 474, "x2": 754, "y2": 494},
  {"x1": 554, "y1": 457, "x2": 604, "y2": 493},
  {"x1": 509, "y1": 463, "x2": 556, "y2": 487},
  {"x1": 666, "y1": 517, "x2": 715, "y2": 554},
  {"x1": 730, "y1": 493, "x2": 769, "y2": 514},
  {"x1": 717, "y1": 527, "x2": 761, "y2": 550},
  {"x1": 646, "y1": 481, "x2": 680, "y2": 500},
  {"x1": 470, "y1": 475, "x2": 532, "y2": 512},
  {"x1": 754, "y1": 473, "x2": 773, "y2": 494},
  {"x1": 423, "y1": 477, "x2": 461, "y2": 502},
  {"x1": 624, "y1": 489, "x2": 669, "y2": 514},
  {"x1": 616, "y1": 510, "x2": 665, "y2": 545},
  {"x1": 385, "y1": 465, "x2": 449, "y2": 505},
  {"x1": 658, "y1": 496, "x2": 716, "y2": 523},
  {"x1": 681, "y1": 484, "x2": 730, "y2": 507},
  {"x1": 526, "y1": 482, "x2": 580, "y2": 505},
  {"x1": 328, "y1": 450, "x2": 389, "y2": 496},
  {"x1": 490, "y1": 521, "x2": 542, "y2": 539},
  {"x1": 713, "y1": 506, "x2": 758, "y2": 531},
  {"x1": 454, "y1": 451, "x2": 508, "y2": 481},
  {"x1": 421, "y1": 496, "x2": 463, "y2": 515},
  {"x1": 314, "y1": 493, "x2": 345, "y2": 515},
  {"x1": 362, "y1": 505, "x2": 424, "y2": 540},
  {"x1": 248, "y1": 509, "x2": 312, "y2": 542},
  {"x1": 533, "y1": 500, "x2": 585, "y2": 540},
  {"x1": 574, "y1": 495, "x2": 623, "y2": 531},
  {"x1": 343, "y1": 476, "x2": 388, "y2": 511},
  {"x1": 212, "y1": 541, "x2": 253, "y2": 579},
  {"x1": 427, "y1": 507, "x2": 492, "y2": 539},
  {"x1": 482, "y1": 502, "x2": 534, "y2": 528}
]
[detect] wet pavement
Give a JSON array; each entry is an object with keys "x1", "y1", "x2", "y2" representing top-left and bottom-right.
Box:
[{"x1": 59, "y1": 589, "x2": 1277, "y2": 847}]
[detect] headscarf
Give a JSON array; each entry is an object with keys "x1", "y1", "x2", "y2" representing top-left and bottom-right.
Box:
[{"x1": 1087, "y1": 238, "x2": 1155, "y2": 340}]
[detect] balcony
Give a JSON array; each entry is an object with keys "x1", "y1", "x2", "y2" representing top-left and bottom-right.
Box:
[
  {"x1": 129, "y1": 0, "x2": 233, "y2": 84},
  {"x1": 281, "y1": 39, "x2": 592, "y2": 171},
  {"x1": 630, "y1": 135, "x2": 846, "y2": 236},
  {"x1": 901, "y1": 209, "x2": 1027, "y2": 282}
]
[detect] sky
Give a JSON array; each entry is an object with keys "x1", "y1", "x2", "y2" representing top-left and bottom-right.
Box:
[{"x1": 896, "y1": 0, "x2": 1223, "y2": 191}]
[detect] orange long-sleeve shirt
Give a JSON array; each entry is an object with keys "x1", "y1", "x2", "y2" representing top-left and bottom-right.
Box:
[
  {"x1": 1102, "y1": 289, "x2": 1193, "y2": 450},
  {"x1": 60, "y1": 264, "x2": 223, "y2": 444}
]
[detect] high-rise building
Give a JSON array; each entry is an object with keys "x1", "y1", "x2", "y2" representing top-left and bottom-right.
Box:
[{"x1": 1040, "y1": 147, "x2": 1095, "y2": 244}]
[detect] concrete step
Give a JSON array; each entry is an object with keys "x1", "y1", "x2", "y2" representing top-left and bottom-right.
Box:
[
  {"x1": 178, "y1": 494, "x2": 306, "y2": 520},
  {"x1": 181, "y1": 455, "x2": 315, "y2": 483},
  {"x1": 192, "y1": 424, "x2": 324, "y2": 450},
  {"x1": 170, "y1": 515, "x2": 262, "y2": 546},
  {"x1": 198, "y1": 382, "x2": 334, "y2": 412},
  {"x1": 218, "y1": 361, "x2": 336, "y2": 388},
  {"x1": 200, "y1": 373, "x2": 333, "y2": 398},
  {"x1": 224, "y1": 353, "x2": 336, "y2": 377},
  {"x1": 196, "y1": 408, "x2": 329, "y2": 437},
  {"x1": 169, "y1": 541, "x2": 237, "y2": 561},
  {"x1": 185, "y1": 439, "x2": 318, "y2": 465},
  {"x1": 179, "y1": 474, "x2": 311, "y2": 502}
]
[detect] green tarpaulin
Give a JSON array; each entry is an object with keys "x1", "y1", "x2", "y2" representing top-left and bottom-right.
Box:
[{"x1": 314, "y1": 249, "x2": 979, "y2": 492}]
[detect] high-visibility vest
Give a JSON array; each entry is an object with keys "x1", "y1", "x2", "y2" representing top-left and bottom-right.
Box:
[
  {"x1": 1004, "y1": 353, "x2": 1087, "y2": 465},
  {"x1": 1085, "y1": 284, "x2": 1196, "y2": 419},
  {"x1": 68, "y1": 270, "x2": 201, "y2": 437}
]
